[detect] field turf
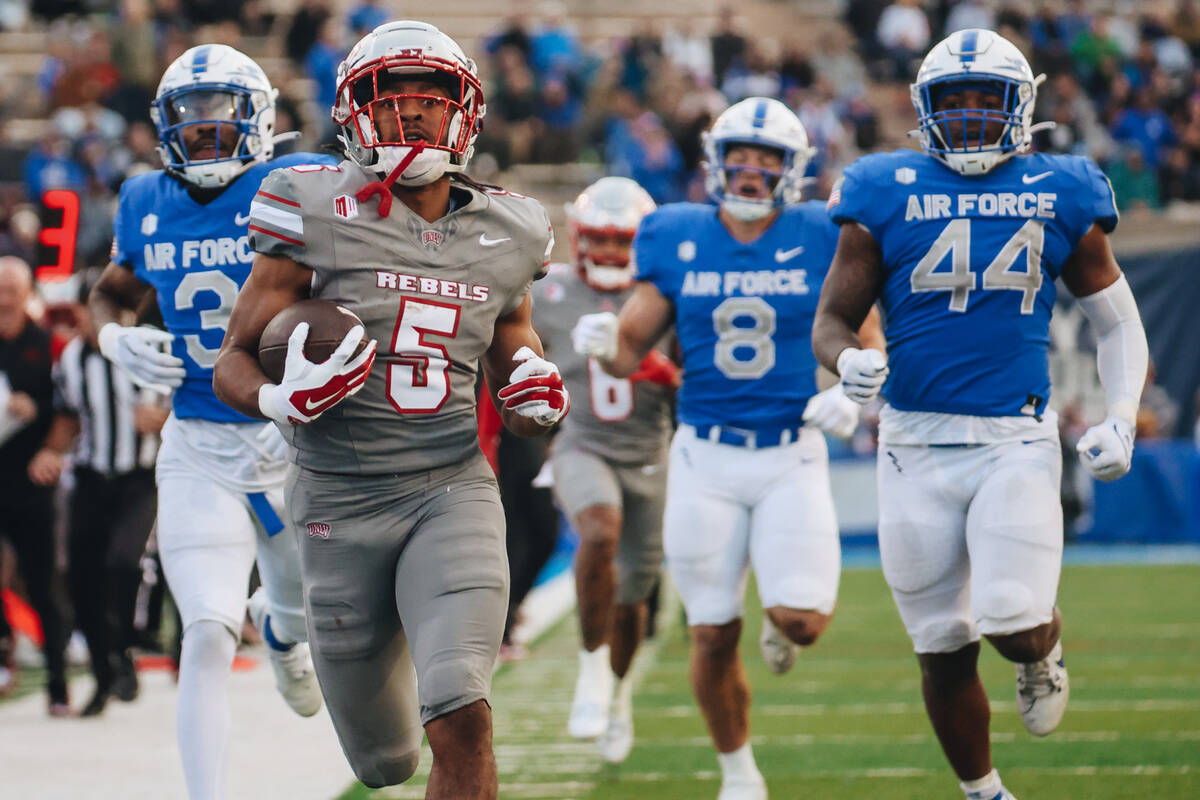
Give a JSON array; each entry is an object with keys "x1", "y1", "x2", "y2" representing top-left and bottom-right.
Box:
[{"x1": 341, "y1": 564, "x2": 1200, "y2": 799}]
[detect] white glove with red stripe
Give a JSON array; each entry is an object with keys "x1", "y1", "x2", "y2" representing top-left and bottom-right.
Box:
[
  {"x1": 257, "y1": 322, "x2": 377, "y2": 425},
  {"x1": 496, "y1": 346, "x2": 569, "y2": 427}
]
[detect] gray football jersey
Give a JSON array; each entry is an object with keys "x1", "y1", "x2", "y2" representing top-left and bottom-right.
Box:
[
  {"x1": 533, "y1": 264, "x2": 672, "y2": 465},
  {"x1": 249, "y1": 161, "x2": 553, "y2": 475}
]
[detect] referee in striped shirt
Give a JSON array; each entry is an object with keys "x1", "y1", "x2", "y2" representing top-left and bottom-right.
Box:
[{"x1": 46, "y1": 284, "x2": 165, "y2": 716}]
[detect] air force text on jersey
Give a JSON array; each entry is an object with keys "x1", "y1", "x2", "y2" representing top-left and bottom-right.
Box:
[
  {"x1": 903, "y1": 191, "x2": 1058, "y2": 222},
  {"x1": 142, "y1": 235, "x2": 256, "y2": 271},
  {"x1": 680, "y1": 269, "x2": 810, "y2": 298}
]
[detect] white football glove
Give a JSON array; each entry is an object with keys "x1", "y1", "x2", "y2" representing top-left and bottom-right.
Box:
[
  {"x1": 802, "y1": 384, "x2": 861, "y2": 438},
  {"x1": 257, "y1": 322, "x2": 377, "y2": 426},
  {"x1": 255, "y1": 423, "x2": 290, "y2": 462},
  {"x1": 571, "y1": 312, "x2": 619, "y2": 361},
  {"x1": 97, "y1": 323, "x2": 185, "y2": 394},
  {"x1": 837, "y1": 347, "x2": 889, "y2": 405},
  {"x1": 496, "y1": 346, "x2": 569, "y2": 427},
  {"x1": 1076, "y1": 415, "x2": 1135, "y2": 482}
]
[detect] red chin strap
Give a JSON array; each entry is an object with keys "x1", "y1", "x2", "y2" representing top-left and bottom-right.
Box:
[{"x1": 354, "y1": 141, "x2": 427, "y2": 218}]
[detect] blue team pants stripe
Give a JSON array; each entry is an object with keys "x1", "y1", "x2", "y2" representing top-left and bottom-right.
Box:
[{"x1": 247, "y1": 492, "x2": 285, "y2": 536}]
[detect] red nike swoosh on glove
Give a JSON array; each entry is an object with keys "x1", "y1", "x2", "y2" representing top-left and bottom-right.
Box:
[
  {"x1": 501, "y1": 387, "x2": 569, "y2": 412},
  {"x1": 497, "y1": 373, "x2": 564, "y2": 400},
  {"x1": 291, "y1": 350, "x2": 377, "y2": 416}
]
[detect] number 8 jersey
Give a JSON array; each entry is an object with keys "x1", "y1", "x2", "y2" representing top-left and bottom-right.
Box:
[
  {"x1": 633, "y1": 201, "x2": 838, "y2": 431},
  {"x1": 249, "y1": 161, "x2": 553, "y2": 475},
  {"x1": 828, "y1": 149, "x2": 1117, "y2": 419},
  {"x1": 112, "y1": 152, "x2": 337, "y2": 422}
]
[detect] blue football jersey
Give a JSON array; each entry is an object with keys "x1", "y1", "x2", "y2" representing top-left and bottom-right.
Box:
[
  {"x1": 112, "y1": 153, "x2": 338, "y2": 422},
  {"x1": 633, "y1": 201, "x2": 838, "y2": 430},
  {"x1": 828, "y1": 150, "x2": 1118, "y2": 418}
]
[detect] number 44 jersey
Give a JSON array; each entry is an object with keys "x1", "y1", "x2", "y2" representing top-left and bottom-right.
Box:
[
  {"x1": 828, "y1": 149, "x2": 1118, "y2": 419},
  {"x1": 249, "y1": 161, "x2": 553, "y2": 475},
  {"x1": 633, "y1": 201, "x2": 838, "y2": 431}
]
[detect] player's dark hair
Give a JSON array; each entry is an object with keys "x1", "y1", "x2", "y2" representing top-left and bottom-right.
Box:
[{"x1": 451, "y1": 173, "x2": 504, "y2": 193}]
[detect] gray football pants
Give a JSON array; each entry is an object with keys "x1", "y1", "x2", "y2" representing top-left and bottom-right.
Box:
[{"x1": 285, "y1": 455, "x2": 508, "y2": 788}]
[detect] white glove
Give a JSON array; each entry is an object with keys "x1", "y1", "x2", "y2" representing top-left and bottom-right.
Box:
[
  {"x1": 802, "y1": 384, "x2": 861, "y2": 438},
  {"x1": 496, "y1": 346, "x2": 569, "y2": 427},
  {"x1": 255, "y1": 423, "x2": 290, "y2": 462},
  {"x1": 97, "y1": 323, "x2": 185, "y2": 394},
  {"x1": 571, "y1": 312, "x2": 619, "y2": 361},
  {"x1": 1076, "y1": 415, "x2": 1135, "y2": 482},
  {"x1": 837, "y1": 347, "x2": 889, "y2": 405},
  {"x1": 257, "y1": 322, "x2": 377, "y2": 426}
]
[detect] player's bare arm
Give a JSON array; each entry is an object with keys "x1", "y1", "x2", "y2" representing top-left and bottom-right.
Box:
[
  {"x1": 212, "y1": 253, "x2": 313, "y2": 417},
  {"x1": 89, "y1": 261, "x2": 185, "y2": 393},
  {"x1": 812, "y1": 223, "x2": 884, "y2": 373},
  {"x1": 482, "y1": 292, "x2": 566, "y2": 438},
  {"x1": 89, "y1": 262, "x2": 155, "y2": 327}
]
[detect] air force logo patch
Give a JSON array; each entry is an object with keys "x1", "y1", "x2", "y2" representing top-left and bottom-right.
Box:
[
  {"x1": 895, "y1": 167, "x2": 917, "y2": 185},
  {"x1": 141, "y1": 214, "x2": 158, "y2": 236}
]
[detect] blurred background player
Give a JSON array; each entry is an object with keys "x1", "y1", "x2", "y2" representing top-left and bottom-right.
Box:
[
  {"x1": 533, "y1": 176, "x2": 675, "y2": 763},
  {"x1": 815, "y1": 28, "x2": 1149, "y2": 800},
  {"x1": 573, "y1": 97, "x2": 881, "y2": 800},
  {"x1": 88, "y1": 44, "x2": 333, "y2": 800},
  {"x1": 214, "y1": 20, "x2": 564, "y2": 799}
]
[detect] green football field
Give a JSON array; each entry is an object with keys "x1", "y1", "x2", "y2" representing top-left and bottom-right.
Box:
[{"x1": 340, "y1": 563, "x2": 1200, "y2": 800}]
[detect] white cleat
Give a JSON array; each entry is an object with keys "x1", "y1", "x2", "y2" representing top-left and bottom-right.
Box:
[
  {"x1": 1016, "y1": 640, "x2": 1069, "y2": 736},
  {"x1": 717, "y1": 773, "x2": 767, "y2": 800},
  {"x1": 248, "y1": 589, "x2": 322, "y2": 717},
  {"x1": 600, "y1": 678, "x2": 634, "y2": 763},
  {"x1": 759, "y1": 616, "x2": 798, "y2": 675},
  {"x1": 568, "y1": 646, "x2": 613, "y2": 739}
]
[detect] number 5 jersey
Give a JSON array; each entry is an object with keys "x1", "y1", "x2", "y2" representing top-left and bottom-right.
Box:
[
  {"x1": 248, "y1": 161, "x2": 553, "y2": 475},
  {"x1": 827, "y1": 149, "x2": 1118, "y2": 427}
]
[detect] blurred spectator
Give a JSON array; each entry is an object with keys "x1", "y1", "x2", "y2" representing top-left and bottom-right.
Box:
[
  {"x1": 1106, "y1": 146, "x2": 1161, "y2": 212},
  {"x1": 844, "y1": 0, "x2": 889, "y2": 53},
  {"x1": 108, "y1": 0, "x2": 159, "y2": 123},
  {"x1": 609, "y1": 111, "x2": 683, "y2": 204},
  {"x1": 1029, "y1": 6, "x2": 1074, "y2": 75},
  {"x1": 530, "y1": 1, "x2": 582, "y2": 78},
  {"x1": 663, "y1": 19, "x2": 713, "y2": 87},
  {"x1": 876, "y1": 0, "x2": 931, "y2": 82},
  {"x1": 1174, "y1": 1, "x2": 1200, "y2": 59},
  {"x1": 797, "y1": 78, "x2": 852, "y2": 175},
  {"x1": 812, "y1": 25, "x2": 869, "y2": 102},
  {"x1": 1135, "y1": 361, "x2": 1180, "y2": 440},
  {"x1": 620, "y1": 20, "x2": 663, "y2": 102},
  {"x1": 710, "y1": 6, "x2": 746, "y2": 91},
  {"x1": 778, "y1": 40, "x2": 815, "y2": 97},
  {"x1": 944, "y1": 0, "x2": 995, "y2": 35},
  {"x1": 1105, "y1": 3, "x2": 1140, "y2": 59},
  {"x1": 485, "y1": 3, "x2": 533, "y2": 65},
  {"x1": 535, "y1": 72, "x2": 584, "y2": 163},
  {"x1": 489, "y1": 46, "x2": 539, "y2": 164},
  {"x1": 304, "y1": 17, "x2": 344, "y2": 143},
  {"x1": 22, "y1": 133, "x2": 88, "y2": 202},
  {"x1": 721, "y1": 45, "x2": 781, "y2": 103},
  {"x1": 0, "y1": 256, "x2": 71, "y2": 716},
  {"x1": 347, "y1": 0, "x2": 387, "y2": 39},
  {"x1": 285, "y1": 0, "x2": 331, "y2": 67},
  {"x1": 1071, "y1": 14, "x2": 1123, "y2": 96},
  {"x1": 1111, "y1": 86, "x2": 1177, "y2": 168}
]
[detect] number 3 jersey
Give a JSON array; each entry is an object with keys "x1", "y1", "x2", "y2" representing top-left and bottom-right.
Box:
[
  {"x1": 633, "y1": 201, "x2": 838, "y2": 431},
  {"x1": 532, "y1": 265, "x2": 673, "y2": 465},
  {"x1": 112, "y1": 152, "x2": 337, "y2": 423},
  {"x1": 828, "y1": 149, "x2": 1118, "y2": 424},
  {"x1": 249, "y1": 161, "x2": 553, "y2": 475}
]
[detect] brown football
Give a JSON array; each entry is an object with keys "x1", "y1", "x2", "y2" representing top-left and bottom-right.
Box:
[{"x1": 258, "y1": 299, "x2": 366, "y2": 384}]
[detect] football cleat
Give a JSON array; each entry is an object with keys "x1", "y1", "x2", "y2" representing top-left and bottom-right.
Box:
[
  {"x1": 759, "y1": 616, "x2": 799, "y2": 676},
  {"x1": 568, "y1": 646, "x2": 614, "y2": 739},
  {"x1": 717, "y1": 772, "x2": 768, "y2": 800},
  {"x1": 600, "y1": 680, "x2": 634, "y2": 763},
  {"x1": 248, "y1": 589, "x2": 322, "y2": 717},
  {"x1": 1016, "y1": 640, "x2": 1069, "y2": 736}
]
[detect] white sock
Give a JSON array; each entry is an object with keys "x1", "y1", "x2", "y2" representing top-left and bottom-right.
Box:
[
  {"x1": 717, "y1": 741, "x2": 762, "y2": 782},
  {"x1": 612, "y1": 672, "x2": 634, "y2": 718},
  {"x1": 580, "y1": 644, "x2": 610, "y2": 679},
  {"x1": 177, "y1": 621, "x2": 237, "y2": 800},
  {"x1": 961, "y1": 768, "x2": 1005, "y2": 800}
]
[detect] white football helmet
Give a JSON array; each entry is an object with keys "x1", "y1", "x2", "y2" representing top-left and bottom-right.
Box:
[
  {"x1": 333, "y1": 20, "x2": 485, "y2": 186},
  {"x1": 701, "y1": 97, "x2": 815, "y2": 222},
  {"x1": 566, "y1": 177, "x2": 656, "y2": 291},
  {"x1": 150, "y1": 44, "x2": 278, "y2": 188},
  {"x1": 911, "y1": 28, "x2": 1047, "y2": 176}
]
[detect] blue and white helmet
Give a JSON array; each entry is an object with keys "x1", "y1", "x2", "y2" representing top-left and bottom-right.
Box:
[
  {"x1": 150, "y1": 44, "x2": 278, "y2": 188},
  {"x1": 911, "y1": 29, "x2": 1046, "y2": 176},
  {"x1": 701, "y1": 97, "x2": 815, "y2": 221}
]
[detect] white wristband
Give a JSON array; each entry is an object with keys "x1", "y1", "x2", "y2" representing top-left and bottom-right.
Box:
[{"x1": 258, "y1": 383, "x2": 279, "y2": 420}]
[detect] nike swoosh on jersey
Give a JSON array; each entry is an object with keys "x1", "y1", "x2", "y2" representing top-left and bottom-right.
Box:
[
  {"x1": 774, "y1": 245, "x2": 805, "y2": 263},
  {"x1": 1021, "y1": 171, "x2": 1054, "y2": 184},
  {"x1": 234, "y1": 212, "x2": 251, "y2": 225},
  {"x1": 479, "y1": 234, "x2": 512, "y2": 247}
]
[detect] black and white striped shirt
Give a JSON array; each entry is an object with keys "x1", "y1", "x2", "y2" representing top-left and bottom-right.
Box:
[{"x1": 54, "y1": 337, "x2": 160, "y2": 476}]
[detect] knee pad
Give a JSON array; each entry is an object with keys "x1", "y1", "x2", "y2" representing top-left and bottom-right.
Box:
[
  {"x1": 354, "y1": 746, "x2": 420, "y2": 788},
  {"x1": 975, "y1": 580, "x2": 1035, "y2": 632},
  {"x1": 418, "y1": 651, "x2": 492, "y2": 725}
]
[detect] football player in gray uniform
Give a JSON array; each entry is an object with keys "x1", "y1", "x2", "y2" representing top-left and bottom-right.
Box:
[
  {"x1": 212, "y1": 21, "x2": 566, "y2": 800},
  {"x1": 533, "y1": 177, "x2": 675, "y2": 763}
]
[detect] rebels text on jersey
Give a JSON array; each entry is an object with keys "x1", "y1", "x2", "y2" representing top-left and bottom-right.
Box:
[
  {"x1": 111, "y1": 152, "x2": 338, "y2": 423},
  {"x1": 249, "y1": 161, "x2": 553, "y2": 475},
  {"x1": 633, "y1": 201, "x2": 838, "y2": 431},
  {"x1": 828, "y1": 150, "x2": 1118, "y2": 418},
  {"x1": 533, "y1": 265, "x2": 672, "y2": 465}
]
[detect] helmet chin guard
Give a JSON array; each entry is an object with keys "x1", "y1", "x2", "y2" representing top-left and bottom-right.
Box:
[{"x1": 565, "y1": 177, "x2": 656, "y2": 291}]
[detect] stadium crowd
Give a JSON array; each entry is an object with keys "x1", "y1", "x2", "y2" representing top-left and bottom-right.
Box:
[{"x1": 0, "y1": 0, "x2": 1194, "y2": 719}]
